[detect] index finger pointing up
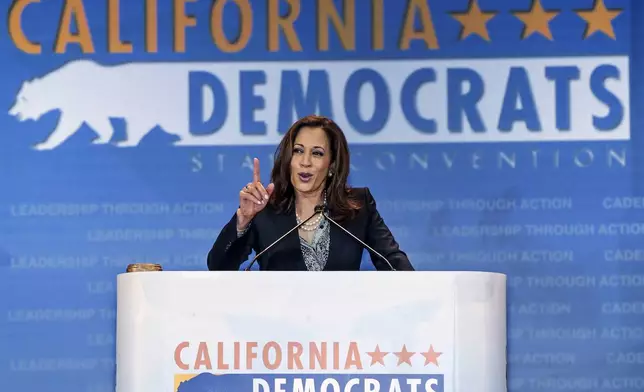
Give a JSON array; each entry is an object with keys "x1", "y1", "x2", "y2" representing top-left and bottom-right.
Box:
[{"x1": 253, "y1": 157, "x2": 260, "y2": 183}]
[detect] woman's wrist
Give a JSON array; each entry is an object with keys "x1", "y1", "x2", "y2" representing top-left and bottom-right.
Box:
[{"x1": 236, "y1": 209, "x2": 251, "y2": 231}]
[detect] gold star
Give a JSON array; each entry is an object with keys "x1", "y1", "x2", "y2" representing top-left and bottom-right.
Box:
[
  {"x1": 366, "y1": 345, "x2": 389, "y2": 366},
  {"x1": 393, "y1": 344, "x2": 415, "y2": 366},
  {"x1": 450, "y1": 0, "x2": 497, "y2": 41},
  {"x1": 420, "y1": 345, "x2": 443, "y2": 367},
  {"x1": 512, "y1": 0, "x2": 559, "y2": 40},
  {"x1": 576, "y1": 0, "x2": 622, "y2": 39}
]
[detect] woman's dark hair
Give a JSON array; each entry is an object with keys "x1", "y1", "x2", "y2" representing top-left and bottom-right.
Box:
[{"x1": 269, "y1": 115, "x2": 362, "y2": 222}]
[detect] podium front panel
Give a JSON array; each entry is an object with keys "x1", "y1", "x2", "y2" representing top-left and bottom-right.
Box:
[{"x1": 116, "y1": 271, "x2": 506, "y2": 392}]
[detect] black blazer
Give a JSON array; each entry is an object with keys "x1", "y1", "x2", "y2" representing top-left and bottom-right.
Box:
[{"x1": 207, "y1": 187, "x2": 414, "y2": 271}]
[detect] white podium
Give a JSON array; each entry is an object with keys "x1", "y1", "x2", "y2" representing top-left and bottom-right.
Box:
[{"x1": 116, "y1": 271, "x2": 507, "y2": 392}]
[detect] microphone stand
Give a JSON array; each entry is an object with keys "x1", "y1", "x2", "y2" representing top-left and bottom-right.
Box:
[
  {"x1": 321, "y1": 208, "x2": 397, "y2": 271},
  {"x1": 245, "y1": 205, "x2": 324, "y2": 271}
]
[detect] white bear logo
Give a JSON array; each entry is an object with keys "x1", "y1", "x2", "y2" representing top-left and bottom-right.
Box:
[{"x1": 9, "y1": 59, "x2": 195, "y2": 150}]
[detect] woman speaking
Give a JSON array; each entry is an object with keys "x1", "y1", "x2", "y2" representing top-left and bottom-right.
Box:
[{"x1": 207, "y1": 115, "x2": 414, "y2": 271}]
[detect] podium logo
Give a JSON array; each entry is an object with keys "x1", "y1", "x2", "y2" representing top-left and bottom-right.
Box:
[{"x1": 173, "y1": 340, "x2": 444, "y2": 392}]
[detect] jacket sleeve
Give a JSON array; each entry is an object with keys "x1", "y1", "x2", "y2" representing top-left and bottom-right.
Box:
[
  {"x1": 363, "y1": 188, "x2": 415, "y2": 271},
  {"x1": 207, "y1": 212, "x2": 256, "y2": 271}
]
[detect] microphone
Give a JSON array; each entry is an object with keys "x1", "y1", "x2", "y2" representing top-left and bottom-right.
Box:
[
  {"x1": 245, "y1": 205, "x2": 325, "y2": 271},
  {"x1": 320, "y1": 207, "x2": 396, "y2": 271}
]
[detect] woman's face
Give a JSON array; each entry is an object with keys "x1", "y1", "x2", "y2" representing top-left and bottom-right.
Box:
[{"x1": 290, "y1": 126, "x2": 332, "y2": 195}]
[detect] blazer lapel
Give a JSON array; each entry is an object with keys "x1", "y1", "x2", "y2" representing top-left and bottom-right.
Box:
[{"x1": 277, "y1": 208, "x2": 306, "y2": 269}]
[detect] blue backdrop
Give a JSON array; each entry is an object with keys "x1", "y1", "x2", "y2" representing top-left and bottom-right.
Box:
[{"x1": 1, "y1": 0, "x2": 642, "y2": 391}]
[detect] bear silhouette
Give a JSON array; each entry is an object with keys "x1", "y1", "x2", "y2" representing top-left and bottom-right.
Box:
[{"x1": 9, "y1": 59, "x2": 198, "y2": 150}]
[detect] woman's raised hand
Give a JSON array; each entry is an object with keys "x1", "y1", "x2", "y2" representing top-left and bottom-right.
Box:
[{"x1": 236, "y1": 158, "x2": 274, "y2": 230}]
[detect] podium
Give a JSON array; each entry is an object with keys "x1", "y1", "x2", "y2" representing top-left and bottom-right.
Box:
[{"x1": 116, "y1": 271, "x2": 507, "y2": 392}]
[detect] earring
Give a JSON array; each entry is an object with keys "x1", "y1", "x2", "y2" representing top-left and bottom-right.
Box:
[{"x1": 328, "y1": 171, "x2": 333, "y2": 177}]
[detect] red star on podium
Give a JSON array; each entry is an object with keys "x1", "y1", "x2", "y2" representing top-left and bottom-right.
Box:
[
  {"x1": 420, "y1": 345, "x2": 442, "y2": 367},
  {"x1": 366, "y1": 345, "x2": 389, "y2": 366},
  {"x1": 394, "y1": 344, "x2": 415, "y2": 366}
]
